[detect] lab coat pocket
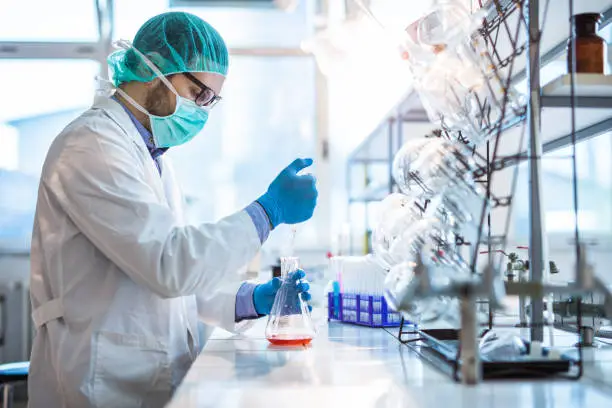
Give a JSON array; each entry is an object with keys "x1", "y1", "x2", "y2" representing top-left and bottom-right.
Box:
[{"x1": 91, "y1": 330, "x2": 172, "y2": 408}]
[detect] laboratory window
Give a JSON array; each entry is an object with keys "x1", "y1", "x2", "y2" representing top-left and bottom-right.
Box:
[{"x1": 0, "y1": 0, "x2": 98, "y2": 42}]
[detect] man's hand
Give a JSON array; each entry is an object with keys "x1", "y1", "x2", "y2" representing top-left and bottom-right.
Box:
[
  {"x1": 257, "y1": 158, "x2": 318, "y2": 228},
  {"x1": 253, "y1": 269, "x2": 312, "y2": 316}
]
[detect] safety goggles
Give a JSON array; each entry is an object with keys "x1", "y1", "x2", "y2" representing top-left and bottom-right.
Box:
[{"x1": 183, "y1": 72, "x2": 223, "y2": 108}]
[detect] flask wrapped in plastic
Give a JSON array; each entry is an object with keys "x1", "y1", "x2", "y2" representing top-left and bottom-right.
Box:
[
  {"x1": 392, "y1": 138, "x2": 477, "y2": 198},
  {"x1": 371, "y1": 193, "x2": 422, "y2": 270},
  {"x1": 265, "y1": 257, "x2": 316, "y2": 346},
  {"x1": 391, "y1": 137, "x2": 491, "y2": 244},
  {"x1": 384, "y1": 257, "x2": 461, "y2": 328},
  {"x1": 479, "y1": 331, "x2": 527, "y2": 361}
]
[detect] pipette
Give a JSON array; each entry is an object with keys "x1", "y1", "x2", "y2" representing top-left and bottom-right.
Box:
[{"x1": 289, "y1": 226, "x2": 297, "y2": 257}]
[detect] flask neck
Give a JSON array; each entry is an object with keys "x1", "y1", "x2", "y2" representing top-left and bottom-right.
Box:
[{"x1": 280, "y1": 257, "x2": 299, "y2": 279}]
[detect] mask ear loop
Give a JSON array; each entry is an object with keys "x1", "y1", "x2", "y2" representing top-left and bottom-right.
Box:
[
  {"x1": 94, "y1": 74, "x2": 151, "y2": 117},
  {"x1": 115, "y1": 88, "x2": 151, "y2": 116}
]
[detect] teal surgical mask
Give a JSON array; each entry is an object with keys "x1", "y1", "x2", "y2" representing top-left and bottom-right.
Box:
[{"x1": 113, "y1": 40, "x2": 210, "y2": 148}]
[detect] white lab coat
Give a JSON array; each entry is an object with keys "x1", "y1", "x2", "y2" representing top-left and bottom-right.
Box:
[{"x1": 28, "y1": 95, "x2": 260, "y2": 408}]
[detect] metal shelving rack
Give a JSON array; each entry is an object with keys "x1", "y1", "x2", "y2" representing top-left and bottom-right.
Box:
[{"x1": 347, "y1": 0, "x2": 612, "y2": 384}]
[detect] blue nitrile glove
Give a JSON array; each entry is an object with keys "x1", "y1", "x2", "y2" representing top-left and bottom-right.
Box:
[
  {"x1": 253, "y1": 269, "x2": 312, "y2": 316},
  {"x1": 257, "y1": 158, "x2": 318, "y2": 228}
]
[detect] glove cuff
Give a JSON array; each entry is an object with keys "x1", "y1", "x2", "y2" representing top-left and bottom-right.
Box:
[
  {"x1": 257, "y1": 194, "x2": 282, "y2": 229},
  {"x1": 252, "y1": 284, "x2": 267, "y2": 317}
]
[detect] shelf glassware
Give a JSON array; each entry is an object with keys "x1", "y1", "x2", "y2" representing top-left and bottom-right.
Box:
[
  {"x1": 374, "y1": 136, "x2": 491, "y2": 318},
  {"x1": 391, "y1": 138, "x2": 490, "y2": 236},
  {"x1": 384, "y1": 258, "x2": 461, "y2": 327},
  {"x1": 397, "y1": 1, "x2": 523, "y2": 144},
  {"x1": 392, "y1": 138, "x2": 477, "y2": 196},
  {"x1": 372, "y1": 137, "x2": 491, "y2": 272},
  {"x1": 372, "y1": 193, "x2": 422, "y2": 269}
]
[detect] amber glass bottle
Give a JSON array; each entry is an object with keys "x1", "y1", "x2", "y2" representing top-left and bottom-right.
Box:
[{"x1": 568, "y1": 13, "x2": 606, "y2": 74}]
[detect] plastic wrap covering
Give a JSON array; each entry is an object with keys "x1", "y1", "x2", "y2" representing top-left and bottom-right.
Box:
[
  {"x1": 392, "y1": 138, "x2": 477, "y2": 197},
  {"x1": 479, "y1": 331, "x2": 527, "y2": 362},
  {"x1": 384, "y1": 259, "x2": 461, "y2": 327},
  {"x1": 371, "y1": 193, "x2": 421, "y2": 270},
  {"x1": 373, "y1": 137, "x2": 489, "y2": 268}
]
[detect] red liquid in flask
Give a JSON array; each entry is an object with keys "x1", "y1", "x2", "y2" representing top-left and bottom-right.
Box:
[{"x1": 267, "y1": 335, "x2": 312, "y2": 346}]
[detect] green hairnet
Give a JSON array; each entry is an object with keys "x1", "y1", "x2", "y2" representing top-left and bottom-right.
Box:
[{"x1": 108, "y1": 12, "x2": 229, "y2": 86}]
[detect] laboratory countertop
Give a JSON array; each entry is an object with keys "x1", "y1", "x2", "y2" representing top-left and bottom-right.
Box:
[{"x1": 166, "y1": 317, "x2": 612, "y2": 408}]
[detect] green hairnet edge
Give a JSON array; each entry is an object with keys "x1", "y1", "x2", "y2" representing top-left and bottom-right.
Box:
[{"x1": 107, "y1": 45, "x2": 228, "y2": 87}]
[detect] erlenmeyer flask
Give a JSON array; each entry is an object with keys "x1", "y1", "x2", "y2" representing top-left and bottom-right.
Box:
[{"x1": 265, "y1": 257, "x2": 316, "y2": 346}]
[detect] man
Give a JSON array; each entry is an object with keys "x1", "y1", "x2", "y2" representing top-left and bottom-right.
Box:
[{"x1": 28, "y1": 12, "x2": 317, "y2": 408}]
